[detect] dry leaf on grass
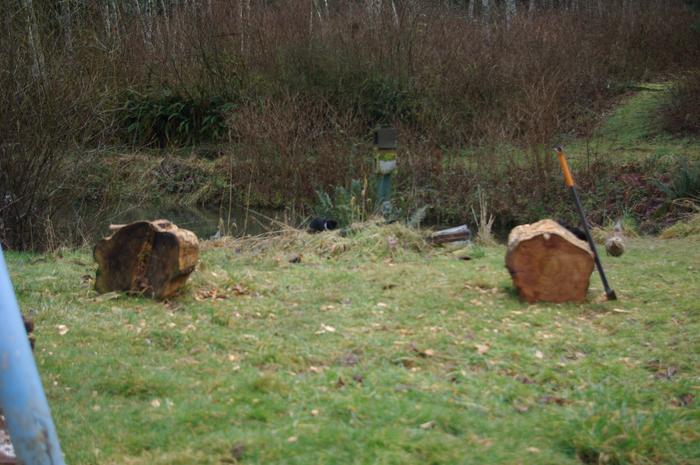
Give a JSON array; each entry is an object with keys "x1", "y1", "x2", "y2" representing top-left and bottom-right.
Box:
[
  {"x1": 315, "y1": 324, "x2": 336, "y2": 334},
  {"x1": 230, "y1": 284, "x2": 249, "y2": 296},
  {"x1": 194, "y1": 287, "x2": 227, "y2": 301},
  {"x1": 469, "y1": 435, "x2": 494, "y2": 448},
  {"x1": 515, "y1": 374, "x2": 535, "y2": 384},
  {"x1": 92, "y1": 291, "x2": 121, "y2": 302},
  {"x1": 475, "y1": 343, "x2": 490, "y2": 355},
  {"x1": 612, "y1": 308, "x2": 631, "y2": 313},
  {"x1": 671, "y1": 393, "x2": 694, "y2": 407},
  {"x1": 513, "y1": 403, "x2": 529, "y2": 413}
]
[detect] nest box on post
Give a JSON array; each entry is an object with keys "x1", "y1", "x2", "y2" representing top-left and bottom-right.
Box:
[{"x1": 374, "y1": 128, "x2": 397, "y2": 209}]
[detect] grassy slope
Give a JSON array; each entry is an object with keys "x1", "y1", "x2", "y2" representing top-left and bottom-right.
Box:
[
  {"x1": 568, "y1": 83, "x2": 700, "y2": 163},
  {"x1": 6, "y1": 229, "x2": 699, "y2": 465}
]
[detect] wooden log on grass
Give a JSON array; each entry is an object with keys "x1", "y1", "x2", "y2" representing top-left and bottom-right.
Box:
[
  {"x1": 94, "y1": 220, "x2": 198, "y2": 299},
  {"x1": 429, "y1": 225, "x2": 471, "y2": 245},
  {"x1": 505, "y1": 219, "x2": 594, "y2": 303}
]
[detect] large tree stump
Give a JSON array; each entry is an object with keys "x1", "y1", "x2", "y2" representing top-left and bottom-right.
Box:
[
  {"x1": 94, "y1": 220, "x2": 199, "y2": 299},
  {"x1": 506, "y1": 219, "x2": 594, "y2": 303}
]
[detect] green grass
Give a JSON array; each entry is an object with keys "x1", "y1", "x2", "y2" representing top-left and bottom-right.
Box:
[
  {"x1": 4, "y1": 82, "x2": 700, "y2": 463},
  {"x1": 6, "y1": 228, "x2": 699, "y2": 465},
  {"x1": 599, "y1": 84, "x2": 670, "y2": 145},
  {"x1": 567, "y1": 84, "x2": 700, "y2": 165}
]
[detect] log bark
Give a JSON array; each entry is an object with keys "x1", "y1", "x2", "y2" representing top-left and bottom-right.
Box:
[
  {"x1": 429, "y1": 225, "x2": 471, "y2": 245},
  {"x1": 505, "y1": 219, "x2": 594, "y2": 303},
  {"x1": 94, "y1": 220, "x2": 199, "y2": 299}
]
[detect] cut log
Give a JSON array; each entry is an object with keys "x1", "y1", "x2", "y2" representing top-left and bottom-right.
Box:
[
  {"x1": 429, "y1": 225, "x2": 472, "y2": 245},
  {"x1": 505, "y1": 219, "x2": 594, "y2": 303},
  {"x1": 94, "y1": 219, "x2": 199, "y2": 299}
]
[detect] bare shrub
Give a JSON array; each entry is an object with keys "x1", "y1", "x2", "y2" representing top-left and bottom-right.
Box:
[
  {"x1": 228, "y1": 94, "x2": 367, "y2": 208},
  {"x1": 472, "y1": 188, "x2": 497, "y2": 246},
  {"x1": 663, "y1": 69, "x2": 700, "y2": 135}
]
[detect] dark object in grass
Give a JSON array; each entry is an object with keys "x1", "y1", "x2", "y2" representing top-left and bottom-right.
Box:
[
  {"x1": 674, "y1": 393, "x2": 694, "y2": 407},
  {"x1": 230, "y1": 443, "x2": 246, "y2": 461},
  {"x1": 654, "y1": 366, "x2": 678, "y2": 380},
  {"x1": 308, "y1": 218, "x2": 338, "y2": 233},
  {"x1": 556, "y1": 220, "x2": 587, "y2": 242},
  {"x1": 22, "y1": 315, "x2": 34, "y2": 350},
  {"x1": 538, "y1": 395, "x2": 570, "y2": 405},
  {"x1": 340, "y1": 352, "x2": 360, "y2": 366}
]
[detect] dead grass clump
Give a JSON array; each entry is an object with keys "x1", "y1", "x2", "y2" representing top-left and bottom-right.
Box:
[
  {"x1": 659, "y1": 214, "x2": 700, "y2": 239},
  {"x1": 591, "y1": 218, "x2": 640, "y2": 244},
  {"x1": 203, "y1": 219, "x2": 430, "y2": 260},
  {"x1": 471, "y1": 187, "x2": 496, "y2": 246}
]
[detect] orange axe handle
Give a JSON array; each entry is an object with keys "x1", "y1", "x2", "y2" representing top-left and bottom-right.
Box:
[{"x1": 555, "y1": 147, "x2": 575, "y2": 187}]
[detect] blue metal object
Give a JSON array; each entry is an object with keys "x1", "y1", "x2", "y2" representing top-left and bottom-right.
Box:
[{"x1": 0, "y1": 248, "x2": 65, "y2": 465}]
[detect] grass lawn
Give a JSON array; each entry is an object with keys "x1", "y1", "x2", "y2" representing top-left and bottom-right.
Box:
[
  {"x1": 5, "y1": 224, "x2": 699, "y2": 465},
  {"x1": 567, "y1": 83, "x2": 700, "y2": 164}
]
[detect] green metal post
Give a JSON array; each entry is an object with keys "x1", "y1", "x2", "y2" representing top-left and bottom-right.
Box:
[{"x1": 378, "y1": 174, "x2": 392, "y2": 205}]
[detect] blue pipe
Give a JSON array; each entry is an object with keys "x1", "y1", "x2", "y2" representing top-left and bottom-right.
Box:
[{"x1": 0, "y1": 248, "x2": 65, "y2": 465}]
